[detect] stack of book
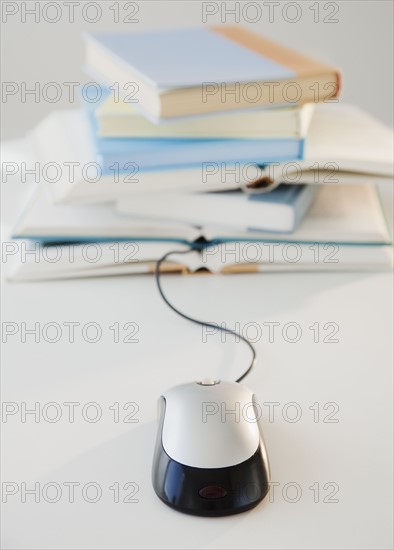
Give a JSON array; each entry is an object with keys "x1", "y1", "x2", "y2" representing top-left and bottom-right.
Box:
[{"x1": 6, "y1": 26, "x2": 394, "y2": 280}]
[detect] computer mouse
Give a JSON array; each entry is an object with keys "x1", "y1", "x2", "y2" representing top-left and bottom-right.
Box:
[{"x1": 152, "y1": 379, "x2": 270, "y2": 516}]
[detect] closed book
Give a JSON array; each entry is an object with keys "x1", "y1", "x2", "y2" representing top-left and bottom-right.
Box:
[
  {"x1": 83, "y1": 26, "x2": 340, "y2": 121},
  {"x1": 94, "y1": 97, "x2": 315, "y2": 139},
  {"x1": 92, "y1": 132, "x2": 304, "y2": 173},
  {"x1": 116, "y1": 185, "x2": 317, "y2": 233},
  {"x1": 85, "y1": 90, "x2": 307, "y2": 171}
]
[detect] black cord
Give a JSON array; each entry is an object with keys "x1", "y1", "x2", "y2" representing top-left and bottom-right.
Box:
[{"x1": 154, "y1": 247, "x2": 257, "y2": 383}]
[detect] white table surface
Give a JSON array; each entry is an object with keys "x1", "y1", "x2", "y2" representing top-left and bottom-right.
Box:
[{"x1": 1, "y1": 143, "x2": 393, "y2": 550}]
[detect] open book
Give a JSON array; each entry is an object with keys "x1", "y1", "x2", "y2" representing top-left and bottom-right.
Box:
[
  {"x1": 7, "y1": 239, "x2": 393, "y2": 282},
  {"x1": 8, "y1": 183, "x2": 392, "y2": 281}
]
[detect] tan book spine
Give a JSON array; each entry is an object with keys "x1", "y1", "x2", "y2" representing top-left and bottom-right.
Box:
[{"x1": 211, "y1": 25, "x2": 341, "y2": 98}]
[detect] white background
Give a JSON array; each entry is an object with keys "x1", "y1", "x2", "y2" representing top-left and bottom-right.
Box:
[{"x1": 1, "y1": 0, "x2": 393, "y2": 139}]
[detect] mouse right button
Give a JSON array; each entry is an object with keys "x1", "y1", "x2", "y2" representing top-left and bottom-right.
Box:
[{"x1": 252, "y1": 394, "x2": 264, "y2": 431}]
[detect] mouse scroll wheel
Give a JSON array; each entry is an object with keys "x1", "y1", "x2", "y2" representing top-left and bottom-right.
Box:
[{"x1": 197, "y1": 378, "x2": 220, "y2": 386}]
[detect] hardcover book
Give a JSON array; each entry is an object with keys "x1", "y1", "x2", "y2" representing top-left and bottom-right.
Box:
[{"x1": 84, "y1": 26, "x2": 341, "y2": 120}]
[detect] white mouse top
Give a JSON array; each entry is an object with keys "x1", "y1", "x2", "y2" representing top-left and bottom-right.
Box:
[{"x1": 160, "y1": 380, "x2": 261, "y2": 469}]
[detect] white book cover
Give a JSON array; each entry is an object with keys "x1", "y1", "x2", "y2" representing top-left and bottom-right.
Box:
[
  {"x1": 115, "y1": 185, "x2": 318, "y2": 233},
  {"x1": 94, "y1": 99, "x2": 315, "y2": 139}
]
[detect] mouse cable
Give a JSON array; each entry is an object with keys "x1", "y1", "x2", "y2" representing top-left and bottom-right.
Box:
[{"x1": 155, "y1": 247, "x2": 257, "y2": 384}]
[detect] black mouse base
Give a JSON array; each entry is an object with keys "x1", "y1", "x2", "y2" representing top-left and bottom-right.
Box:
[
  {"x1": 155, "y1": 492, "x2": 266, "y2": 517},
  {"x1": 152, "y1": 445, "x2": 270, "y2": 517}
]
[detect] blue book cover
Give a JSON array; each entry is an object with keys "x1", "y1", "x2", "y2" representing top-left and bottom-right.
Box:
[
  {"x1": 96, "y1": 136, "x2": 304, "y2": 171},
  {"x1": 87, "y1": 112, "x2": 304, "y2": 171},
  {"x1": 84, "y1": 27, "x2": 295, "y2": 89},
  {"x1": 246, "y1": 184, "x2": 317, "y2": 232}
]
